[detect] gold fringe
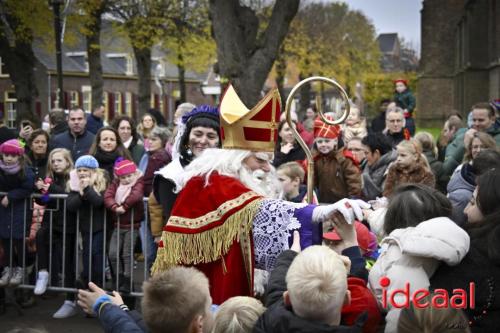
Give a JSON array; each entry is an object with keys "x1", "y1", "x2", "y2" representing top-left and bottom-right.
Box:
[{"x1": 151, "y1": 198, "x2": 262, "y2": 274}]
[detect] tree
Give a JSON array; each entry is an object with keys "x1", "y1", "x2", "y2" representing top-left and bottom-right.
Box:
[
  {"x1": 274, "y1": 2, "x2": 380, "y2": 115},
  {"x1": 162, "y1": 0, "x2": 214, "y2": 103},
  {"x1": 0, "y1": 0, "x2": 53, "y2": 120},
  {"x1": 73, "y1": 0, "x2": 109, "y2": 112},
  {"x1": 209, "y1": 0, "x2": 300, "y2": 106},
  {"x1": 108, "y1": 0, "x2": 170, "y2": 116}
]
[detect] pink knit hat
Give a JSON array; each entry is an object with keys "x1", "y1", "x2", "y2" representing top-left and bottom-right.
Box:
[
  {"x1": 0, "y1": 139, "x2": 25, "y2": 156},
  {"x1": 114, "y1": 159, "x2": 137, "y2": 177}
]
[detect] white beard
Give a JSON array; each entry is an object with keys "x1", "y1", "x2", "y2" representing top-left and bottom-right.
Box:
[{"x1": 238, "y1": 167, "x2": 281, "y2": 199}]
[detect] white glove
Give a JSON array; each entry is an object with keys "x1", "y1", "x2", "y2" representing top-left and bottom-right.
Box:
[{"x1": 312, "y1": 198, "x2": 371, "y2": 224}]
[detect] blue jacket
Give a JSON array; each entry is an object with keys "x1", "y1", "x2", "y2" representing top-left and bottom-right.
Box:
[
  {"x1": 49, "y1": 129, "x2": 95, "y2": 162},
  {"x1": 0, "y1": 167, "x2": 34, "y2": 239},
  {"x1": 86, "y1": 114, "x2": 104, "y2": 135},
  {"x1": 99, "y1": 303, "x2": 147, "y2": 333}
]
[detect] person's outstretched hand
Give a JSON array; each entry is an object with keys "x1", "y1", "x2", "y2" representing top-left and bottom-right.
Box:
[
  {"x1": 313, "y1": 198, "x2": 371, "y2": 226},
  {"x1": 331, "y1": 211, "x2": 358, "y2": 251},
  {"x1": 77, "y1": 282, "x2": 124, "y2": 315}
]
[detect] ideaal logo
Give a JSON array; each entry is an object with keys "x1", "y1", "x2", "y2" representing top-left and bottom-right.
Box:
[{"x1": 379, "y1": 277, "x2": 475, "y2": 309}]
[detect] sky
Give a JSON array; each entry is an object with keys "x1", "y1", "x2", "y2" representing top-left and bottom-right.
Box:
[{"x1": 341, "y1": 0, "x2": 423, "y2": 52}]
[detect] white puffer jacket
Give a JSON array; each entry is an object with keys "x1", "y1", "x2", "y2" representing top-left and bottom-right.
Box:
[{"x1": 368, "y1": 217, "x2": 470, "y2": 333}]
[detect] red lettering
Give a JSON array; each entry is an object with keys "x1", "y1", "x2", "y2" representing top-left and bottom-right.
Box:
[
  {"x1": 382, "y1": 288, "x2": 387, "y2": 309},
  {"x1": 450, "y1": 289, "x2": 467, "y2": 309},
  {"x1": 469, "y1": 282, "x2": 475, "y2": 309},
  {"x1": 412, "y1": 289, "x2": 430, "y2": 308},
  {"x1": 390, "y1": 283, "x2": 410, "y2": 308},
  {"x1": 432, "y1": 289, "x2": 450, "y2": 308}
]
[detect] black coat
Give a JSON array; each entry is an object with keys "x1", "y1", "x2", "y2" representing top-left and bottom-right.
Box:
[
  {"x1": 28, "y1": 152, "x2": 48, "y2": 180},
  {"x1": 430, "y1": 222, "x2": 500, "y2": 332},
  {"x1": 273, "y1": 144, "x2": 306, "y2": 168},
  {"x1": 253, "y1": 250, "x2": 364, "y2": 333},
  {"x1": 66, "y1": 187, "x2": 107, "y2": 234},
  {"x1": 370, "y1": 113, "x2": 386, "y2": 134},
  {"x1": 49, "y1": 129, "x2": 95, "y2": 162}
]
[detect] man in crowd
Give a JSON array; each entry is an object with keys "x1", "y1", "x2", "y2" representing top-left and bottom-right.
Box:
[
  {"x1": 86, "y1": 104, "x2": 105, "y2": 134},
  {"x1": 49, "y1": 108, "x2": 68, "y2": 135},
  {"x1": 49, "y1": 107, "x2": 95, "y2": 161},
  {"x1": 384, "y1": 106, "x2": 410, "y2": 148},
  {"x1": 464, "y1": 102, "x2": 500, "y2": 146},
  {"x1": 441, "y1": 114, "x2": 466, "y2": 178}
]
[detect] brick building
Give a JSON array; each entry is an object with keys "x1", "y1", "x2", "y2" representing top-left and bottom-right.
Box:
[
  {"x1": 418, "y1": 0, "x2": 500, "y2": 127},
  {"x1": 0, "y1": 22, "x2": 214, "y2": 128}
]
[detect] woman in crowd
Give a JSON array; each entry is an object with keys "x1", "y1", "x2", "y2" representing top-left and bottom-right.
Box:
[
  {"x1": 369, "y1": 184, "x2": 470, "y2": 333},
  {"x1": 34, "y1": 148, "x2": 78, "y2": 318},
  {"x1": 136, "y1": 113, "x2": 157, "y2": 141},
  {"x1": 88, "y1": 127, "x2": 132, "y2": 181},
  {"x1": 383, "y1": 138, "x2": 435, "y2": 197},
  {"x1": 431, "y1": 168, "x2": 500, "y2": 332},
  {"x1": 273, "y1": 120, "x2": 306, "y2": 168},
  {"x1": 112, "y1": 116, "x2": 145, "y2": 165},
  {"x1": 27, "y1": 129, "x2": 50, "y2": 180},
  {"x1": 414, "y1": 131, "x2": 446, "y2": 192}
]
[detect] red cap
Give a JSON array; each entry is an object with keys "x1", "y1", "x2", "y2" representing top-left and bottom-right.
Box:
[
  {"x1": 393, "y1": 78, "x2": 408, "y2": 86},
  {"x1": 313, "y1": 116, "x2": 340, "y2": 139},
  {"x1": 114, "y1": 159, "x2": 137, "y2": 177},
  {"x1": 323, "y1": 221, "x2": 371, "y2": 252}
]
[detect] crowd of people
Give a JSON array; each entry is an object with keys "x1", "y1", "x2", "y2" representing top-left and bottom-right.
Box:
[{"x1": 0, "y1": 78, "x2": 500, "y2": 333}]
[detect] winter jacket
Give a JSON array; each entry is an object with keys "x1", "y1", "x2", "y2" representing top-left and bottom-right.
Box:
[
  {"x1": 384, "y1": 130, "x2": 409, "y2": 148},
  {"x1": 383, "y1": 160, "x2": 435, "y2": 197},
  {"x1": 253, "y1": 250, "x2": 365, "y2": 333},
  {"x1": 343, "y1": 120, "x2": 368, "y2": 144},
  {"x1": 86, "y1": 114, "x2": 104, "y2": 135},
  {"x1": 35, "y1": 173, "x2": 77, "y2": 233},
  {"x1": 486, "y1": 123, "x2": 500, "y2": 146},
  {"x1": 442, "y1": 127, "x2": 467, "y2": 177},
  {"x1": 128, "y1": 140, "x2": 145, "y2": 166},
  {"x1": 51, "y1": 122, "x2": 68, "y2": 136},
  {"x1": 314, "y1": 148, "x2": 362, "y2": 204},
  {"x1": 104, "y1": 176, "x2": 144, "y2": 229},
  {"x1": 28, "y1": 152, "x2": 48, "y2": 180},
  {"x1": 273, "y1": 144, "x2": 306, "y2": 168},
  {"x1": 431, "y1": 222, "x2": 500, "y2": 332},
  {"x1": 66, "y1": 170, "x2": 107, "y2": 234},
  {"x1": 393, "y1": 89, "x2": 416, "y2": 115},
  {"x1": 0, "y1": 126, "x2": 17, "y2": 145},
  {"x1": 98, "y1": 303, "x2": 147, "y2": 333},
  {"x1": 142, "y1": 149, "x2": 171, "y2": 196},
  {"x1": 49, "y1": 129, "x2": 95, "y2": 162},
  {"x1": 297, "y1": 122, "x2": 314, "y2": 147},
  {"x1": 368, "y1": 217, "x2": 470, "y2": 333},
  {"x1": 362, "y1": 151, "x2": 397, "y2": 200},
  {"x1": 0, "y1": 167, "x2": 34, "y2": 239},
  {"x1": 447, "y1": 164, "x2": 475, "y2": 226}
]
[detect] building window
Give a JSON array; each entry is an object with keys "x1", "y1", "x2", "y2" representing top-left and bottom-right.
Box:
[
  {"x1": 4, "y1": 91, "x2": 16, "y2": 128},
  {"x1": 66, "y1": 52, "x2": 88, "y2": 72},
  {"x1": 114, "y1": 92, "x2": 122, "y2": 114},
  {"x1": 106, "y1": 53, "x2": 133, "y2": 76},
  {"x1": 69, "y1": 91, "x2": 79, "y2": 108},
  {"x1": 125, "y1": 92, "x2": 132, "y2": 115},
  {"x1": 82, "y1": 86, "x2": 91, "y2": 113},
  {"x1": 0, "y1": 57, "x2": 8, "y2": 77}
]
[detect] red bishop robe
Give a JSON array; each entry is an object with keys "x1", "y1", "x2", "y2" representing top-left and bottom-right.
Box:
[{"x1": 152, "y1": 172, "x2": 263, "y2": 305}]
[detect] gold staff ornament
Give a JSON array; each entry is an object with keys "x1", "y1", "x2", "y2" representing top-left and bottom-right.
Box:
[{"x1": 285, "y1": 76, "x2": 351, "y2": 203}]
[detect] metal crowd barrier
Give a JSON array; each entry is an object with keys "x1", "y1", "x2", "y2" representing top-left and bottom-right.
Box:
[{"x1": 0, "y1": 192, "x2": 153, "y2": 297}]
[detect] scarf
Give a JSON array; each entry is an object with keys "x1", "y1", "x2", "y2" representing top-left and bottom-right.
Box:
[
  {"x1": 114, "y1": 172, "x2": 140, "y2": 205},
  {"x1": 0, "y1": 160, "x2": 21, "y2": 174},
  {"x1": 94, "y1": 149, "x2": 121, "y2": 168}
]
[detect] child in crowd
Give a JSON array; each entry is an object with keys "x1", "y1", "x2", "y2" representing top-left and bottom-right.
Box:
[
  {"x1": 368, "y1": 184, "x2": 470, "y2": 333},
  {"x1": 213, "y1": 296, "x2": 266, "y2": 333},
  {"x1": 0, "y1": 139, "x2": 34, "y2": 287},
  {"x1": 383, "y1": 138, "x2": 435, "y2": 197},
  {"x1": 313, "y1": 116, "x2": 362, "y2": 203},
  {"x1": 34, "y1": 149, "x2": 78, "y2": 318},
  {"x1": 393, "y1": 79, "x2": 416, "y2": 136},
  {"x1": 342, "y1": 104, "x2": 368, "y2": 144},
  {"x1": 104, "y1": 159, "x2": 144, "y2": 293},
  {"x1": 276, "y1": 161, "x2": 317, "y2": 203},
  {"x1": 414, "y1": 132, "x2": 446, "y2": 192},
  {"x1": 67, "y1": 155, "x2": 108, "y2": 291}
]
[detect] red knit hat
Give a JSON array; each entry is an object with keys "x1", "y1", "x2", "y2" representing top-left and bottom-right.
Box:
[
  {"x1": 393, "y1": 78, "x2": 408, "y2": 86},
  {"x1": 323, "y1": 221, "x2": 371, "y2": 252},
  {"x1": 313, "y1": 116, "x2": 340, "y2": 139},
  {"x1": 114, "y1": 159, "x2": 137, "y2": 177},
  {"x1": 0, "y1": 139, "x2": 25, "y2": 156}
]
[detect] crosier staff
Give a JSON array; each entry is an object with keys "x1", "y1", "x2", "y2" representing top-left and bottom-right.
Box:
[{"x1": 285, "y1": 76, "x2": 351, "y2": 203}]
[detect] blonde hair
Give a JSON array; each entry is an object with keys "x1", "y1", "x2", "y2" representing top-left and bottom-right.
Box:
[
  {"x1": 396, "y1": 138, "x2": 432, "y2": 169},
  {"x1": 277, "y1": 161, "x2": 305, "y2": 183},
  {"x1": 213, "y1": 297, "x2": 265, "y2": 333},
  {"x1": 398, "y1": 294, "x2": 471, "y2": 333},
  {"x1": 286, "y1": 245, "x2": 348, "y2": 322},
  {"x1": 463, "y1": 131, "x2": 496, "y2": 163},
  {"x1": 415, "y1": 132, "x2": 438, "y2": 158},
  {"x1": 142, "y1": 267, "x2": 210, "y2": 333},
  {"x1": 47, "y1": 148, "x2": 73, "y2": 180}
]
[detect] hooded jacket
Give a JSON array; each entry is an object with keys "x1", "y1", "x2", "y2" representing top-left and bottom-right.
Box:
[
  {"x1": 447, "y1": 164, "x2": 475, "y2": 226},
  {"x1": 362, "y1": 150, "x2": 397, "y2": 200},
  {"x1": 368, "y1": 217, "x2": 470, "y2": 333},
  {"x1": 442, "y1": 127, "x2": 467, "y2": 177}
]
